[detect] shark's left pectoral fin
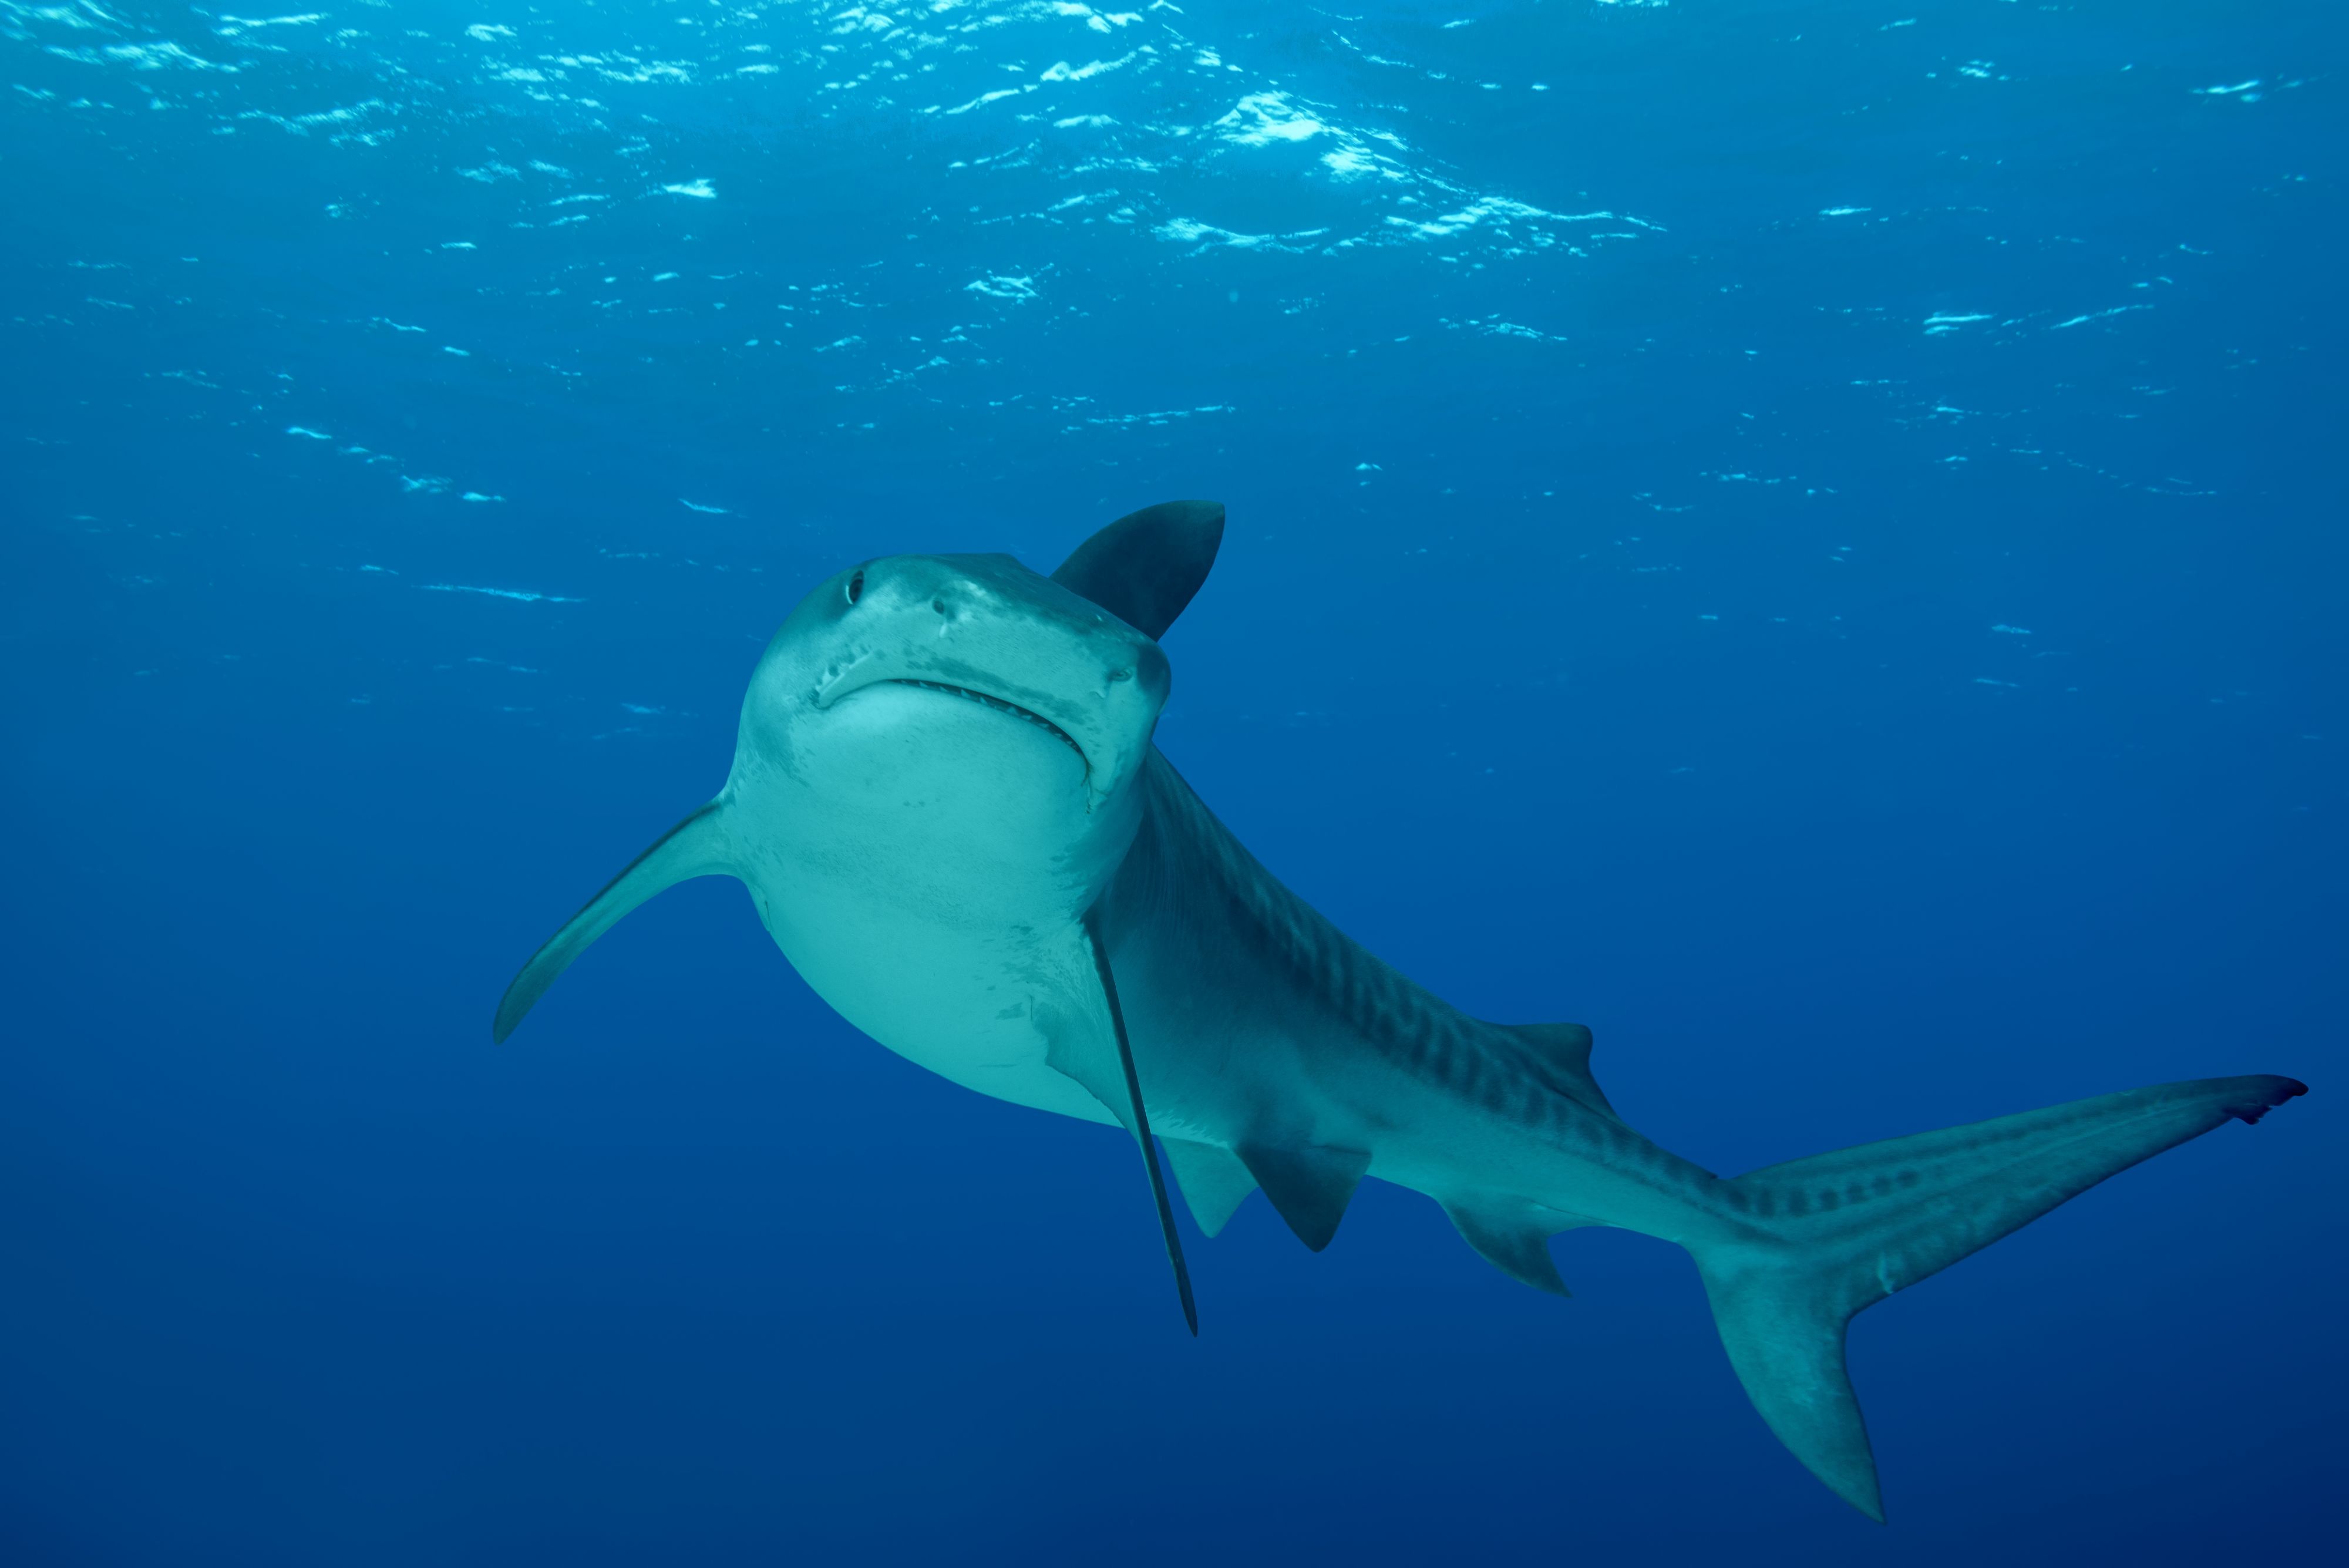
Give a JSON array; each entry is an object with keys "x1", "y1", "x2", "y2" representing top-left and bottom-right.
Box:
[
  {"x1": 493, "y1": 800, "x2": 736, "y2": 1043},
  {"x1": 1050, "y1": 911, "x2": 1199, "y2": 1335}
]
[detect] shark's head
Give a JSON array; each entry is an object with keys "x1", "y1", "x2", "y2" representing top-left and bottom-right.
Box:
[
  {"x1": 742, "y1": 550, "x2": 1171, "y2": 818},
  {"x1": 489, "y1": 503, "x2": 1221, "y2": 1047},
  {"x1": 722, "y1": 503, "x2": 1222, "y2": 917}
]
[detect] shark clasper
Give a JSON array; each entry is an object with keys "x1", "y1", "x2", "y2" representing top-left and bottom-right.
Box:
[{"x1": 495, "y1": 500, "x2": 2305, "y2": 1520}]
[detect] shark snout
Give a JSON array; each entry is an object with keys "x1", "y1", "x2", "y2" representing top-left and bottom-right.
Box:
[{"x1": 799, "y1": 553, "x2": 1170, "y2": 807}]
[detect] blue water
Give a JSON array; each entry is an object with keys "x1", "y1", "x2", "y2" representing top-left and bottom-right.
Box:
[{"x1": 4, "y1": 2, "x2": 2341, "y2": 1562}]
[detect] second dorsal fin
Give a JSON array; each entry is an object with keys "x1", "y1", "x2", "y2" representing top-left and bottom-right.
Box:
[{"x1": 1497, "y1": 1021, "x2": 1617, "y2": 1119}]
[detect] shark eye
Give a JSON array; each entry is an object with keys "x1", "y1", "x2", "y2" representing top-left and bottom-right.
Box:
[{"x1": 845, "y1": 570, "x2": 865, "y2": 606}]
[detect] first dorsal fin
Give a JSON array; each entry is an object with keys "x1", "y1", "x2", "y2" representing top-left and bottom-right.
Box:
[
  {"x1": 1051, "y1": 500, "x2": 1224, "y2": 640},
  {"x1": 1497, "y1": 1021, "x2": 1617, "y2": 1119},
  {"x1": 1236, "y1": 1143, "x2": 1372, "y2": 1251}
]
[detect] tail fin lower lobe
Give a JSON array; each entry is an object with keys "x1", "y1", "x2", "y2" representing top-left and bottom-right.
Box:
[{"x1": 1692, "y1": 1073, "x2": 2305, "y2": 1520}]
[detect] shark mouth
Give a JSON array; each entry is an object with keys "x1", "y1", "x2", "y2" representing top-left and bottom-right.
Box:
[{"x1": 886, "y1": 678, "x2": 1088, "y2": 770}]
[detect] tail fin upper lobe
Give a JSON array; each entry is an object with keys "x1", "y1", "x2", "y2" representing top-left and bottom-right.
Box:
[{"x1": 1691, "y1": 1073, "x2": 2306, "y2": 1520}]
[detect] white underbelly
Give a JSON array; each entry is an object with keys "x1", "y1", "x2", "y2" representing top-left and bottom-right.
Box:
[{"x1": 746, "y1": 864, "x2": 1115, "y2": 1127}]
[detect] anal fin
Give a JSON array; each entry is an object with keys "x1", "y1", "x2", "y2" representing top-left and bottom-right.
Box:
[
  {"x1": 1442, "y1": 1198, "x2": 1578, "y2": 1296},
  {"x1": 1237, "y1": 1143, "x2": 1372, "y2": 1252},
  {"x1": 1163, "y1": 1139, "x2": 1257, "y2": 1238}
]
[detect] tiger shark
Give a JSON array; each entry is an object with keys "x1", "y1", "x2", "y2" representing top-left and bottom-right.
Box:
[{"x1": 495, "y1": 499, "x2": 2304, "y2": 1519}]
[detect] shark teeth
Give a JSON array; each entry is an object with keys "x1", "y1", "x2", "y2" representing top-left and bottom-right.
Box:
[{"x1": 887, "y1": 678, "x2": 1088, "y2": 769}]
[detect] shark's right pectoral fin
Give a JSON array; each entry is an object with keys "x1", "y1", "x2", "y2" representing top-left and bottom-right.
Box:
[{"x1": 493, "y1": 800, "x2": 737, "y2": 1042}]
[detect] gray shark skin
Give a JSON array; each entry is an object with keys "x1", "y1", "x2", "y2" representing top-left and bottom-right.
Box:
[{"x1": 494, "y1": 500, "x2": 2306, "y2": 1521}]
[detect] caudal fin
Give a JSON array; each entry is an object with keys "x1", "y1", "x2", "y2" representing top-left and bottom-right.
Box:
[{"x1": 1691, "y1": 1073, "x2": 2306, "y2": 1520}]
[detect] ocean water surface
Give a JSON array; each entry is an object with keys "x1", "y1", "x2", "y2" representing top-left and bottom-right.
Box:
[{"x1": 3, "y1": 2, "x2": 2341, "y2": 1563}]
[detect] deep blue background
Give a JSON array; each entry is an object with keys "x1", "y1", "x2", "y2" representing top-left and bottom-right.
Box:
[{"x1": 4, "y1": 2, "x2": 2341, "y2": 1562}]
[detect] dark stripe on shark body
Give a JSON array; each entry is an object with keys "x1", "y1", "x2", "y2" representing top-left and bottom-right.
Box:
[{"x1": 1141, "y1": 756, "x2": 1617, "y2": 1138}]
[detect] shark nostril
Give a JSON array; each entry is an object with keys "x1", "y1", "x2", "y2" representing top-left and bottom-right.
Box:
[{"x1": 1108, "y1": 667, "x2": 1133, "y2": 683}]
